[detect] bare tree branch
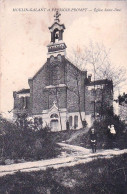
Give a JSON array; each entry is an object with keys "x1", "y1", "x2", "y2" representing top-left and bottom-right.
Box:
[{"x1": 72, "y1": 42, "x2": 126, "y2": 91}]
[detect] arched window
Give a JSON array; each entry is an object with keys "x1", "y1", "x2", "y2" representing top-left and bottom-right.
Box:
[
  {"x1": 50, "y1": 114, "x2": 58, "y2": 118},
  {"x1": 74, "y1": 115, "x2": 78, "y2": 129},
  {"x1": 69, "y1": 116, "x2": 72, "y2": 127},
  {"x1": 53, "y1": 28, "x2": 59, "y2": 43},
  {"x1": 39, "y1": 118, "x2": 43, "y2": 125}
]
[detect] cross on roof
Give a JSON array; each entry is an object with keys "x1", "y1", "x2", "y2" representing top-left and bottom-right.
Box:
[
  {"x1": 54, "y1": 11, "x2": 61, "y2": 22},
  {"x1": 53, "y1": 100, "x2": 57, "y2": 106}
]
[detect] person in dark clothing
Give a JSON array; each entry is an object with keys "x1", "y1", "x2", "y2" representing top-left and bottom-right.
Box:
[
  {"x1": 90, "y1": 128, "x2": 97, "y2": 153},
  {"x1": 66, "y1": 120, "x2": 70, "y2": 131}
]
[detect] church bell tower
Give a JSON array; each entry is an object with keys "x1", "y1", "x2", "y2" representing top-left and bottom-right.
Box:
[{"x1": 47, "y1": 11, "x2": 67, "y2": 58}]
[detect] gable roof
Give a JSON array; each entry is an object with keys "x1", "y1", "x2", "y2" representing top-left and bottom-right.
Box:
[
  {"x1": 49, "y1": 22, "x2": 65, "y2": 30},
  {"x1": 28, "y1": 57, "x2": 87, "y2": 83},
  {"x1": 29, "y1": 61, "x2": 47, "y2": 81},
  {"x1": 17, "y1": 89, "x2": 30, "y2": 94},
  {"x1": 65, "y1": 57, "x2": 87, "y2": 75}
]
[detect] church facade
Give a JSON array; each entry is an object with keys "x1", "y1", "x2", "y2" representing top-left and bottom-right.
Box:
[{"x1": 13, "y1": 12, "x2": 113, "y2": 131}]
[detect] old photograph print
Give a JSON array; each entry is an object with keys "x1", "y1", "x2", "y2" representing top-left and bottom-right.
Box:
[{"x1": 0, "y1": 0, "x2": 127, "y2": 193}]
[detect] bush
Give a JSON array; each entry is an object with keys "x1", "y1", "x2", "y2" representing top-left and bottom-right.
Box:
[
  {"x1": 92, "y1": 113, "x2": 127, "y2": 149},
  {"x1": 0, "y1": 116, "x2": 60, "y2": 163}
]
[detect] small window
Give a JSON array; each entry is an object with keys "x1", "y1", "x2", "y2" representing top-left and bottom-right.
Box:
[
  {"x1": 24, "y1": 97, "x2": 27, "y2": 109},
  {"x1": 25, "y1": 96, "x2": 29, "y2": 109},
  {"x1": 39, "y1": 118, "x2": 43, "y2": 125},
  {"x1": 69, "y1": 116, "x2": 72, "y2": 127},
  {"x1": 20, "y1": 97, "x2": 24, "y2": 109},
  {"x1": 74, "y1": 115, "x2": 78, "y2": 129}
]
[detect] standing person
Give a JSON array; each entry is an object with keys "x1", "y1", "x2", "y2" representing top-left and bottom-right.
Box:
[
  {"x1": 90, "y1": 128, "x2": 97, "y2": 153},
  {"x1": 66, "y1": 120, "x2": 70, "y2": 131},
  {"x1": 108, "y1": 124, "x2": 116, "y2": 148},
  {"x1": 82, "y1": 118, "x2": 87, "y2": 129},
  {"x1": 110, "y1": 125, "x2": 116, "y2": 136}
]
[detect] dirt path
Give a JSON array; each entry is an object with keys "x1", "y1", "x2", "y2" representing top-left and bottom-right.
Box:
[{"x1": 0, "y1": 143, "x2": 127, "y2": 177}]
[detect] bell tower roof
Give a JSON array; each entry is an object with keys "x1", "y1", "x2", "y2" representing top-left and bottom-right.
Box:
[
  {"x1": 49, "y1": 11, "x2": 65, "y2": 31},
  {"x1": 49, "y1": 22, "x2": 65, "y2": 32},
  {"x1": 47, "y1": 11, "x2": 67, "y2": 58}
]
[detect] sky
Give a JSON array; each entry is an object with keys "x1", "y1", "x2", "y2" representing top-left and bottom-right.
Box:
[{"x1": 0, "y1": 0, "x2": 127, "y2": 118}]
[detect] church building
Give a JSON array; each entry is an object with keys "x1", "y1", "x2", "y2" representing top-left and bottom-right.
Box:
[{"x1": 13, "y1": 12, "x2": 113, "y2": 131}]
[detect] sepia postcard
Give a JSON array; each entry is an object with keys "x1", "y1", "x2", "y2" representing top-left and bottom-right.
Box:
[{"x1": 0, "y1": 0, "x2": 127, "y2": 193}]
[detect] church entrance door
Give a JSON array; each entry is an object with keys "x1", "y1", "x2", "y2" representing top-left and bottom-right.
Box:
[{"x1": 50, "y1": 119, "x2": 59, "y2": 131}]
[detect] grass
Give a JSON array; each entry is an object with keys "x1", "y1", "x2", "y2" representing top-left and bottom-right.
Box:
[
  {"x1": 49, "y1": 129, "x2": 82, "y2": 143},
  {"x1": 0, "y1": 153, "x2": 127, "y2": 194}
]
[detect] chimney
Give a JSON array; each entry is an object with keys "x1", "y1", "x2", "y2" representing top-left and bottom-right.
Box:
[{"x1": 88, "y1": 74, "x2": 92, "y2": 82}]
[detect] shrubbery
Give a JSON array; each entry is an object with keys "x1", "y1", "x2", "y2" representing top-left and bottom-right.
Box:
[
  {"x1": 0, "y1": 116, "x2": 60, "y2": 164},
  {"x1": 67, "y1": 107, "x2": 127, "y2": 150},
  {"x1": 92, "y1": 107, "x2": 127, "y2": 149}
]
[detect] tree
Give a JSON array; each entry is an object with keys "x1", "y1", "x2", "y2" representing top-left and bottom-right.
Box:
[
  {"x1": 81, "y1": 42, "x2": 126, "y2": 90},
  {"x1": 118, "y1": 93, "x2": 127, "y2": 105},
  {"x1": 69, "y1": 42, "x2": 126, "y2": 118},
  {"x1": 70, "y1": 42, "x2": 126, "y2": 90}
]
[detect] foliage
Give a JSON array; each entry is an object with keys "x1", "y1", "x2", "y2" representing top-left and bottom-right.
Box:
[
  {"x1": 118, "y1": 93, "x2": 127, "y2": 105},
  {"x1": 93, "y1": 108, "x2": 127, "y2": 149},
  {"x1": 0, "y1": 116, "x2": 60, "y2": 164},
  {"x1": 64, "y1": 107, "x2": 127, "y2": 150},
  {"x1": 0, "y1": 115, "x2": 17, "y2": 135}
]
